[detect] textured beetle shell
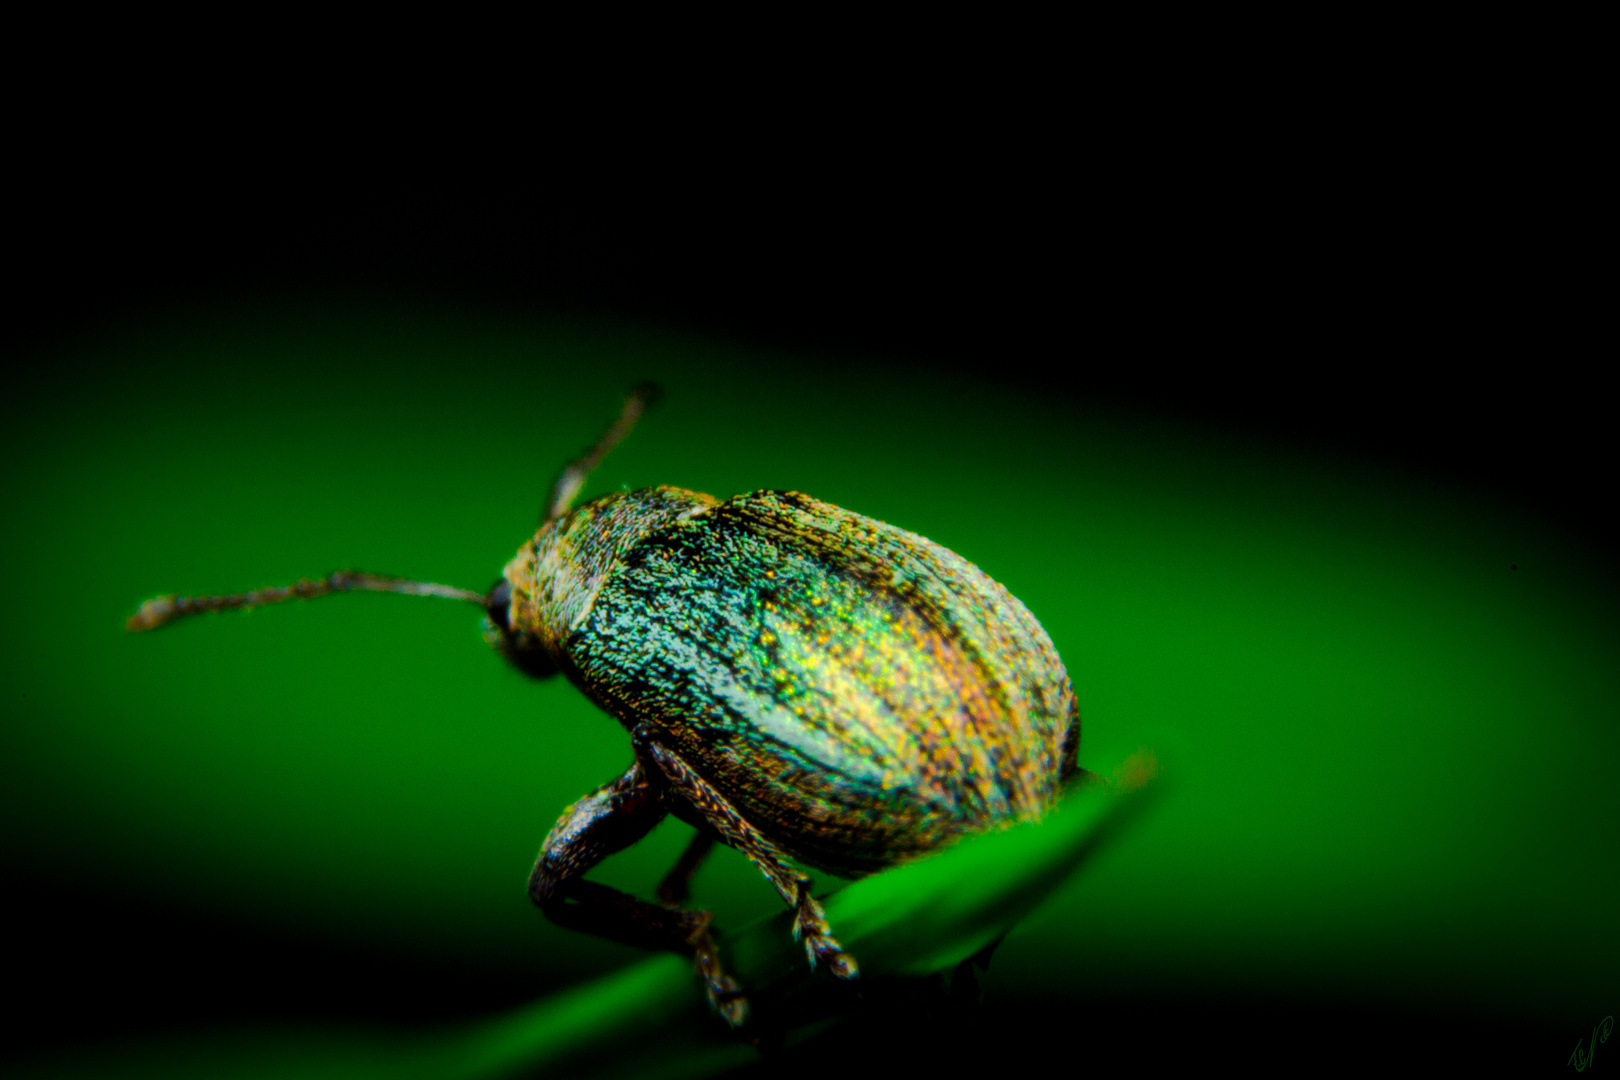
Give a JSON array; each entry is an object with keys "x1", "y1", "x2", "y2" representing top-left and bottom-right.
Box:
[{"x1": 504, "y1": 486, "x2": 1079, "y2": 878}]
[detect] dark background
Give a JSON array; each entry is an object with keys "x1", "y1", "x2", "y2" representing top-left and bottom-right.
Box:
[
  {"x1": 9, "y1": 80, "x2": 1604, "y2": 555},
  {"x1": 6, "y1": 65, "x2": 1606, "y2": 1073}
]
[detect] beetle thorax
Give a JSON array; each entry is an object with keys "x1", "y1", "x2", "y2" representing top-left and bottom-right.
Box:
[{"x1": 503, "y1": 486, "x2": 719, "y2": 660}]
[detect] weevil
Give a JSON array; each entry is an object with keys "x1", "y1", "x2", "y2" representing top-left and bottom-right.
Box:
[{"x1": 128, "y1": 384, "x2": 1083, "y2": 1025}]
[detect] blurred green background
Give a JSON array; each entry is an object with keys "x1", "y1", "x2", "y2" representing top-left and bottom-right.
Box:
[{"x1": 4, "y1": 291, "x2": 1614, "y2": 1073}]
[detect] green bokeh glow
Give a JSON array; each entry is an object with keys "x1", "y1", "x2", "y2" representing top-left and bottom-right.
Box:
[{"x1": 3, "y1": 296, "x2": 1615, "y2": 1072}]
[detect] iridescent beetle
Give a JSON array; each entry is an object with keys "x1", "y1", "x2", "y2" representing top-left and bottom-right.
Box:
[{"x1": 128, "y1": 384, "x2": 1083, "y2": 1025}]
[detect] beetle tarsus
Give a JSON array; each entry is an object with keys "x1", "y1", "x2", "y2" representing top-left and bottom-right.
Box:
[
  {"x1": 802, "y1": 935, "x2": 858, "y2": 979},
  {"x1": 791, "y1": 881, "x2": 857, "y2": 978},
  {"x1": 686, "y1": 910, "x2": 750, "y2": 1027}
]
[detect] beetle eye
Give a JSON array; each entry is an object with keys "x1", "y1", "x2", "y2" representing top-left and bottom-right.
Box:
[{"x1": 487, "y1": 579, "x2": 513, "y2": 633}]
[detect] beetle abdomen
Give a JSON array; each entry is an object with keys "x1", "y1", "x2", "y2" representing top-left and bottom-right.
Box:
[{"x1": 565, "y1": 489, "x2": 1078, "y2": 877}]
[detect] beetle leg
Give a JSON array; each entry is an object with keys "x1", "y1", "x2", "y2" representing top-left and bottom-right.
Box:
[
  {"x1": 634, "y1": 727, "x2": 859, "y2": 981},
  {"x1": 528, "y1": 760, "x2": 747, "y2": 1026},
  {"x1": 656, "y1": 831, "x2": 716, "y2": 906}
]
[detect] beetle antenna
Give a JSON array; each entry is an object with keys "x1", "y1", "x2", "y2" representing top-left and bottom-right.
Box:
[
  {"x1": 126, "y1": 571, "x2": 487, "y2": 632},
  {"x1": 544, "y1": 381, "x2": 663, "y2": 524}
]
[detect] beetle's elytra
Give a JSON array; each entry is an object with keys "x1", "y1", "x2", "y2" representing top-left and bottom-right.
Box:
[{"x1": 129, "y1": 384, "x2": 1083, "y2": 1026}]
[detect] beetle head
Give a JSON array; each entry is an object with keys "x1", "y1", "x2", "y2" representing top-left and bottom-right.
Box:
[
  {"x1": 482, "y1": 575, "x2": 559, "y2": 679},
  {"x1": 486, "y1": 487, "x2": 720, "y2": 682}
]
